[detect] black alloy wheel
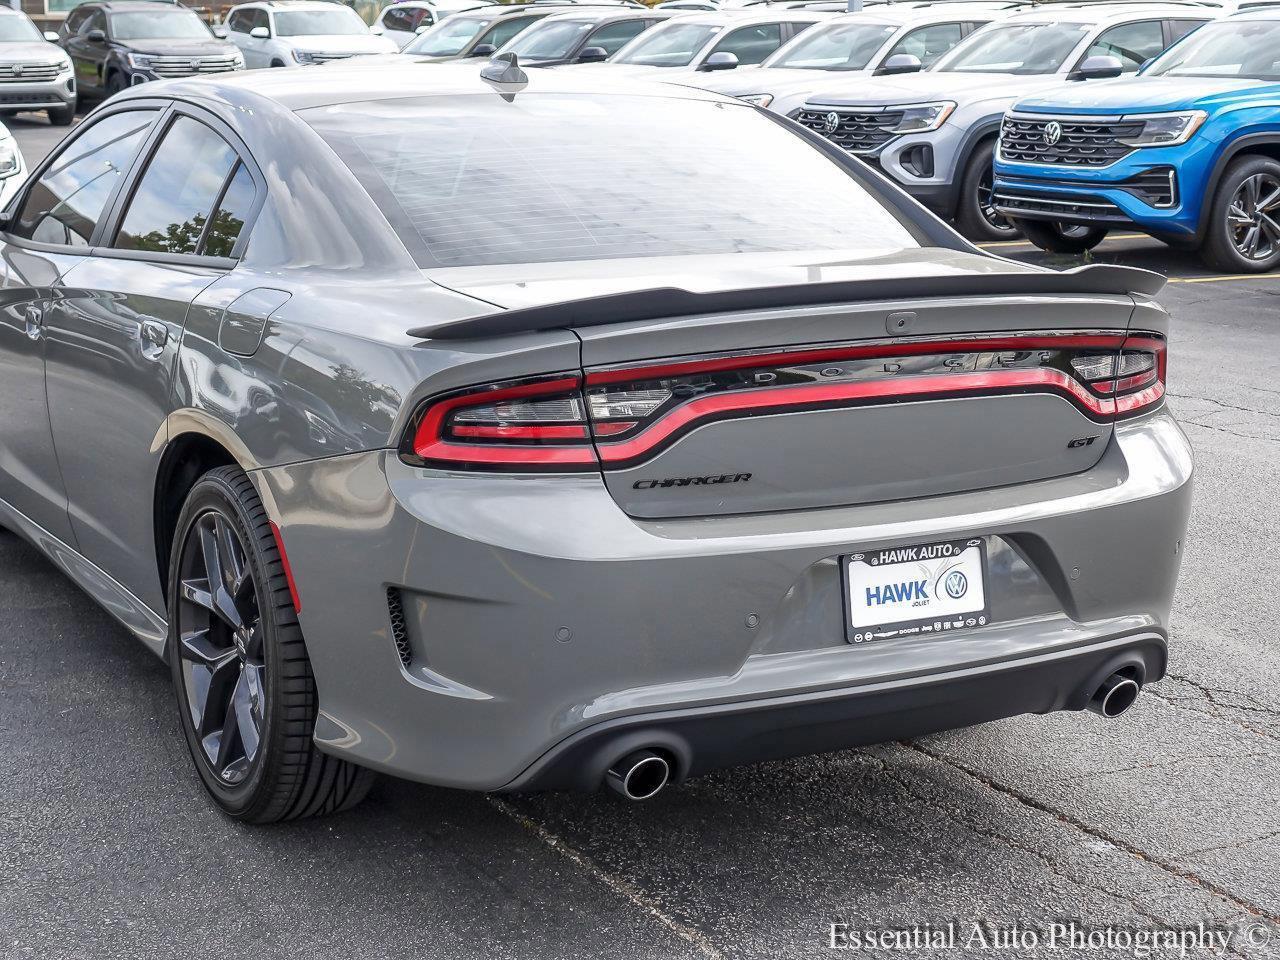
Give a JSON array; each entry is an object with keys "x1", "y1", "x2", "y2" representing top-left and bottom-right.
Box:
[{"x1": 169, "y1": 466, "x2": 374, "y2": 822}]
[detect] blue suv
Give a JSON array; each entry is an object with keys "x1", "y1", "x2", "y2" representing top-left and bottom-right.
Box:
[{"x1": 993, "y1": 12, "x2": 1280, "y2": 272}]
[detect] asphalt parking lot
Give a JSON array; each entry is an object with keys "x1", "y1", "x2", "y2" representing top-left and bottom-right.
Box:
[{"x1": 2, "y1": 112, "x2": 1278, "y2": 960}]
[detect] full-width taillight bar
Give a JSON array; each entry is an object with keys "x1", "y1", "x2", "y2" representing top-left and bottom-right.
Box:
[{"x1": 400, "y1": 331, "x2": 1167, "y2": 471}]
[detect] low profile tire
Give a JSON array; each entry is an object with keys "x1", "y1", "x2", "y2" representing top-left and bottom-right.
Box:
[
  {"x1": 1200, "y1": 155, "x2": 1280, "y2": 273},
  {"x1": 47, "y1": 104, "x2": 74, "y2": 126},
  {"x1": 168, "y1": 465, "x2": 375, "y2": 823},
  {"x1": 1014, "y1": 219, "x2": 1109, "y2": 254},
  {"x1": 955, "y1": 140, "x2": 1020, "y2": 242}
]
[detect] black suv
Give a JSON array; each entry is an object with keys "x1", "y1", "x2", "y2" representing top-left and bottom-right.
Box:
[{"x1": 59, "y1": 0, "x2": 243, "y2": 103}]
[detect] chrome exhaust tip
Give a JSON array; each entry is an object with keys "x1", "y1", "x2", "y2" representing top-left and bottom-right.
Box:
[
  {"x1": 1087, "y1": 673, "x2": 1141, "y2": 718},
  {"x1": 604, "y1": 749, "x2": 671, "y2": 801}
]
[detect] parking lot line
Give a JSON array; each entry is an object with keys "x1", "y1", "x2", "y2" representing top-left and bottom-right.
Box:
[
  {"x1": 1167, "y1": 273, "x2": 1280, "y2": 284},
  {"x1": 978, "y1": 233, "x2": 1148, "y2": 249}
]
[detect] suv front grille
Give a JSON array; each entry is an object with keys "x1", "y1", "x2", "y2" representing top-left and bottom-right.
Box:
[
  {"x1": 149, "y1": 56, "x2": 241, "y2": 78},
  {"x1": 1000, "y1": 114, "x2": 1145, "y2": 167},
  {"x1": 792, "y1": 108, "x2": 904, "y2": 154},
  {"x1": 0, "y1": 62, "x2": 62, "y2": 83}
]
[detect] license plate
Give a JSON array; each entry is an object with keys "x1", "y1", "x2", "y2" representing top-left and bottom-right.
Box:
[{"x1": 843, "y1": 538, "x2": 989, "y2": 644}]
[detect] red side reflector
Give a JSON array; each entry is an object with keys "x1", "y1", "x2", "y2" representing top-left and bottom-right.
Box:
[{"x1": 269, "y1": 521, "x2": 302, "y2": 615}]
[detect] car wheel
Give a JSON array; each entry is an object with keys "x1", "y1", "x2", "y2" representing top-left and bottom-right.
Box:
[
  {"x1": 955, "y1": 140, "x2": 1020, "y2": 243},
  {"x1": 168, "y1": 465, "x2": 375, "y2": 823},
  {"x1": 270, "y1": 58, "x2": 286, "y2": 67},
  {"x1": 1014, "y1": 219, "x2": 1108, "y2": 254},
  {"x1": 105, "y1": 72, "x2": 127, "y2": 98},
  {"x1": 1200, "y1": 156, "x2": 1280, "y2": 273},
  {"x1": 47, "y1": 104, "x2": 74, "y2": 126}
]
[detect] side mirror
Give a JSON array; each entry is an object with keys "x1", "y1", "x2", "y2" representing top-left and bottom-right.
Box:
[
  {"x1": 700, "y1": 50, "x2": 738, "y2": 72},
  {"x1": 471, "y1": 42, "x2": 497, "y2": 57},
  {"x1": 249, "y1": 26, "x2": 270, "y2": 39},
  {"x1": 87, "y1": 28, "x2": 107, "y2": 43},
  {"x1": 576, "y1": 45, "x2": 608, "y2": 63},
  {"x1": 43, "y1": 30, "x2": 59, "y2": 43},
  {"x1": 1070, "y1": 54, "x2": 1124, "y2": 81},
  {"x1": 212, "y1": 25, "x2": 229, "y2": 39},
  {"x1": 875, "y1": 52, "x2": 921, "y2": 76}
]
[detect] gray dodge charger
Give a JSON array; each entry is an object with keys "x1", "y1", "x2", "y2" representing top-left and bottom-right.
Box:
[{"x1": 0, "y1": 57, "x2": 1192, "y2": 821}]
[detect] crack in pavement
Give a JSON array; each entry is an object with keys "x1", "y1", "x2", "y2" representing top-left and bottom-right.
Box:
[
  {"x1": 1178, "y1": 418, "x2": 1280, "y2": 445},
  {"x1": 486, "y1": 796, "x2": 725, "y2": 960},
  {"x1": 902, "y1": 741, "x2": 1280, "y2": 930},
  {"x1": 1180, "y1": 827, "x2": 1280, "y2": 859},
  {"x1": 1147, "y1": 675, "x2": 1280, "y2": 745},
  {"x1": 1169, "y1": 393, "x2": 1280, "y2": 420}
]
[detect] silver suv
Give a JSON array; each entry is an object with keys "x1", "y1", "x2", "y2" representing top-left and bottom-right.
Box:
[
  {"x1": 0, "y1": 8, "x2": 75, "y2": 125},
  {"x1": 674, "y1": 4, "x2": 1018, "y2": 113},
  {"x1": 795, "y1": 3, "x2": 1218, "y2": 240}
]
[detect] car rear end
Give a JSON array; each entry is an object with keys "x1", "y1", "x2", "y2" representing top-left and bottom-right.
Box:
[{"x1": 264, "y1": 84, "x2": 1192, "y2": 796}]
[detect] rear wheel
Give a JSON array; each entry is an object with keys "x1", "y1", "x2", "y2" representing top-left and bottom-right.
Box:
[
  {"x1": 955, "y1": 140, "x2": 1019, "y2": 242},
  {"x1": 1014, "y1": 219, "x2": 1109, "y2": 254},
  {"x1": 47, "y1": 104, "x2": 74, "y2": 126},
  {"x1": 1200, "y1": 156, "x2": 1280, "y2": 273},
  {"x1": 168, "y1": 466, "x2": 374, "y2": 823}
]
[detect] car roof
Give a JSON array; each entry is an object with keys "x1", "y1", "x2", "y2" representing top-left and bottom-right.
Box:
[
  {"x1": 231, "y1": 0, "x2": 360, "y2": 9},
  {"x1": 532, "y1": 7, "x2": 674, "y2": 21},
  {"x1": 86, "y1": 0, "x2": 192, "y2": 9},
  {"x1": 128, "y1": 52, "x2": 738, "y2": 113},
  {"x1": 1231, "y1": 5, "x2": 1280, "y2": 15},
  {"x1": 814, "y1": 4, "x2": 1017, "y2": 26},
  {"x1": 995, "y1": 2, "x2": 1219, "y2": 23},
  {"x1": 657, "y1": 9, "x2": 826, "y2": 24}
]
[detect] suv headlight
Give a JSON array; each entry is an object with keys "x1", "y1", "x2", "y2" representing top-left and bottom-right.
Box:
[
  {"x1": 231, "y1": 50, "x2": 245, "y2": 68},
  {"x1": 126, "y1": 52, "x2": 155, "y2": 70},
  {"x1": 889, "y1": 101, "x2": 955, "y2": 134},
  {"x1": 293, "y1": 49, "x2": 318, "y2": 65},
  {"x1": 56, "y1": 57, "x2": 73, "y2": 75},
  {"x1": 0, "y1": 140, "x2": 21, "y2": 179},
  {"x1": 737, "y1": 93, "x2": 773, "y2": 108},
  {"x1": 1117, "y1": 111, "x2": 1207, "y2": 148}
]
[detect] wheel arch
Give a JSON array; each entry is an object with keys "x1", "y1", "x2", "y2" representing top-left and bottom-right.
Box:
[
  {"x1": 152, "y1": 413, "x2": 262, "y2": 609},
  {"x1": 1195, "y1": 133, "x2": 1280, "y2": 242},
  {"x1": 948, "y1": 118, "x2": 1004, "y2": 219}
]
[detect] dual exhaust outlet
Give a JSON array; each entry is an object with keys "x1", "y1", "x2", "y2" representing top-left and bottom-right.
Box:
[{"x1": 601, "y1": 671, "x2": 1141, "y2": 801}]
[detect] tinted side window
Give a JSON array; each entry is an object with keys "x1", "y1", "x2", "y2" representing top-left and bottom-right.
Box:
[
  {"x1": 1085, "y1": 20, "x2": 1165, "y2": 71},
  {"x1": 478, "y1": 15, "x2": 540, "y2": 50},
  {"x1": 114, "y1": 116, "x2": 239, "y2": 255},
  {"x1": 1168, "y1": 18, "x2": 1208, "y2": 44},
  {"x1": 888, "y1": 23, "x2": 964, "y2": 66},
  {"x1": 713, "y1": 23, "x2": 782, "y2": 65},
  {"x1": 587, "y1": 20, "x2": 647, "y2": 56},
  {"x1": 63, "y1": 7, "x2": 88, "y2": 37},
  {"x1": 253, "y1": 9, "x2": 270, "y2": 32},
  {"x1": 11, "y1": 110, "x2": 156, "y2": 247},
  {"x1": 227, "y1": 10, "x2": 248, "y2": 33},
  {"x1": 201, "y1": 163, "x2": 255, "y2": 258},
  {"x1": 83, "y1": 11, "x2": 106, "y2": 35},
  {"x1": 382, "y1": 8, "x2": 412, "y2": 31}
]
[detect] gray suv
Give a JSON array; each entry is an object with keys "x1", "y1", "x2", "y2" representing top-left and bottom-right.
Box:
[
  {"x1": 0, "y1": 61, "x2": 1190, "y2": 820},
  {"x1": 796, "y1": 4, "x2": 1216, "y2": 239}
]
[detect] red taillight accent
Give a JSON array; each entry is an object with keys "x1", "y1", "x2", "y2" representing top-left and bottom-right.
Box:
[
  {"x1": 400, "y1": 332, "x2": 1167, "y2": 473},
  {"x1": 404, "y1": 374, "x2": 599, "y2": 471},
  {"x1": 269, "y1": 521, "x2": 302, "y2": 615}
]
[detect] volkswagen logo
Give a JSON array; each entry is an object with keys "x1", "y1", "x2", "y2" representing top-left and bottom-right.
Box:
[
  {"x1": 823, "y1": 112, "x2": 841, "y2": 134},
  {"x1": 191, "y1": 58, "x2": 201, "y2": 70},
  {"x1": 944, "y1": 570, "x2": 969, "y2": 600},
  {"x1": 1043, "y1": 120, "x2": 1063, "y2": 146},
  {"x1": 10, "y1": 64, "x2": 22, "y2": 76}
]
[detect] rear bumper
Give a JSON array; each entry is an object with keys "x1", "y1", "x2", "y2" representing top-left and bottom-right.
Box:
[
  {"x1": 252, "y1": 410, "x2": 1193, "y2": 792},
  {"x1": 503, "y1": 630, "x2": 1165, "y2": 791}
]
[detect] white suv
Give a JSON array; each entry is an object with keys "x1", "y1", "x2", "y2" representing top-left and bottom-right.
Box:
[{"x1": 226, "y1": 0, "x2": 396, "y2": 67}]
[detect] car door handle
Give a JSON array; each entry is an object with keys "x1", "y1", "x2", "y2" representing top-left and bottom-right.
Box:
[
  {"x1": 24, "y1": 303, "x2": 43, "y2": 341},
  {"x1": 138, "y1": 319, "x2": 169, "y2": 358}
]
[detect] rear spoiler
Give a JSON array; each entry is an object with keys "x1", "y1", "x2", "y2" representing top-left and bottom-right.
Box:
[{"x1": 408, "y1": 264, "x2": 1166, "y2": 342}]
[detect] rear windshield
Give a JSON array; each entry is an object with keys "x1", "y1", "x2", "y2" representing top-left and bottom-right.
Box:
[
  {"x1": 1147, "y1": 19, "x2": 1280, "y2": 81},
  {"x1": 305, "y1": 95, "x2": 919, "y2": 269},
  {"x1": 937, "y1": 21, "x2": 1088, "y2": 74}
]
